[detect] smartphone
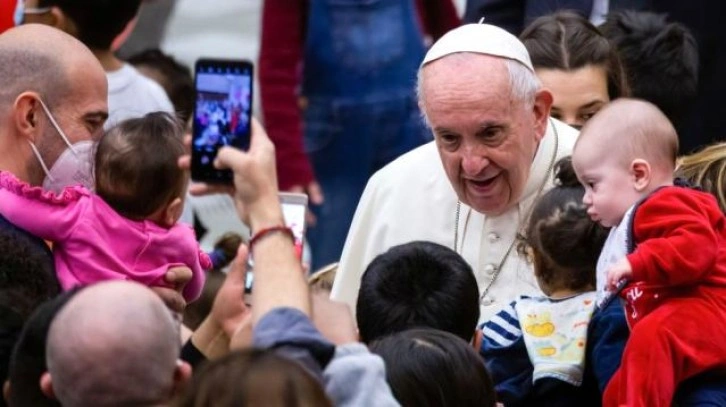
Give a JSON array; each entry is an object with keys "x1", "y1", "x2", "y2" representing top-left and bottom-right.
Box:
[
  {"x1": 279, "y1": 192, "x2": 309, "y2": 260},
  {"x1": 191, "y1": 58, "x2": 254, "y2": 183},
  {"x1": 244, "y1": 192, "x2": 308, "y2": 293}
]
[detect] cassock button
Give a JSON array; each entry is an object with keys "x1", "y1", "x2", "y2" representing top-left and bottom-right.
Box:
[
  {"x1": 481, "y1": 295, "x2": 496, "y2": 306},
  {"x1": 488, "y1": 232, "x2": 500, "y2": 242},
  {"x1": 484, "y1": 264, "x2": 497, "y2": 275}
]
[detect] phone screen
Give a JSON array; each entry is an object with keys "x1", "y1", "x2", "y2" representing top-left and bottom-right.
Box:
[{"x1": 192, "y1": 58, "x2": 253, "y2": 183}]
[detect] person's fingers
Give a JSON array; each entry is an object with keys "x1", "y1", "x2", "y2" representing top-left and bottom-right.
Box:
[
  {"x1": 151, "y1": 287, "x2": 186, "y2": 313},
  {"x1": 249, "y1": 117, "x2": 273, "y2": 150},
  {"x1": 165, "y1": 266, "x2": 193, "y2": 287},
  {"x1": 226, "y1": 245, "x2": 249, "y2": 285},
  {"x1": 307, "y1": 181, "x2": 324, "y2": 205},
  {"x1": 188, "y1": 182, "x2": 234, "y2": 197},
  {"x1": 229, "y1": 314, "x2": 254, "y2": 350},
  {"x1": 215, "y1": 146, "x2": 246, "y2": 171},
  {"x1": 288, "y1": 185, "x2": 304, "y2": 194},
  {"x1": 304, "y1": 209, "x2": 317, "y2": 227}
]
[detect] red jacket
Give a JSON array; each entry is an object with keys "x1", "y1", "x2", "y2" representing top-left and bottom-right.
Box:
[
  {"x1": 258, "y1": 0, "x2": 460, "y2": 190},
  {"x1": 621, "y1": 186, "x2": 726, "y2": 326},
  {"x1": 0, "y1": 0, "x2": 17, "y2": 34}
]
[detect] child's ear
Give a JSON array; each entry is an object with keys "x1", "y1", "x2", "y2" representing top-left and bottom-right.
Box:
[
  {"x1": 630, "y1": 159, "x2": 651, "y2": 192},
  {"x1": 163, "y1": 198, "x2": 184, "y2": 227},
  {"x1": 471, "y1": 329, "x2": 483, "y2": 350}
]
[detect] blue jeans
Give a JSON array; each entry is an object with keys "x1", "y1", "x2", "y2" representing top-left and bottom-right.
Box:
[{"x1": 301, "y1": 0, "x2": 429, "y2": 270}]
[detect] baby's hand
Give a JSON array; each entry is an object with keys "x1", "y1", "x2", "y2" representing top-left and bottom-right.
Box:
[{"x1": 606, "y1": 258, "x2": 633, "y2": 291}]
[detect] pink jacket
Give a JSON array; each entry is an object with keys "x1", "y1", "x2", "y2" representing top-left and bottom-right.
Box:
[{"x1": 0, "y1": 172, "x2": 210, "y2": 301}]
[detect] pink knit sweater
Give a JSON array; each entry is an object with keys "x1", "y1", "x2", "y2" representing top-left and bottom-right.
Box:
[{"x1": 0, "y1": 172, "x2": 210, "y2": 301}]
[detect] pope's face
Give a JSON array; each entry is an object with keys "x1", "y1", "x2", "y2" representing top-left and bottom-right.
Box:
[{"x1": 421, "y1": 54, "x2": 549, "y2": 215}]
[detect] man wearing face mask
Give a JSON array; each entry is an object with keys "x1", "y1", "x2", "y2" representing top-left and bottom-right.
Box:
[
  {"x1": 0, "y1": 24, "x2": 106, "y2": 225},
  {"x1": 0, "y1": 24, "x2": 191, "y2": 313}
]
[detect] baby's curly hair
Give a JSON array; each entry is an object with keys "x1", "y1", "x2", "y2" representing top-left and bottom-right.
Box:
[{"x1": 519, "y1": 157, "x2": 609, "y2": 295}]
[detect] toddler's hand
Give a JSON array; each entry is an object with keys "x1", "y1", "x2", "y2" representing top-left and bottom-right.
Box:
[{"x1": 606, "y1": 258, "x2": 632, "y2": 291}]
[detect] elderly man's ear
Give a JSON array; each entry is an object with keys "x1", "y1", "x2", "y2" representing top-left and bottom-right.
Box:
[
  {"x1": 533, "y1": 89, "x2": 554, "y2": 141},
  {"x1": 172, "y1": 360, "x2": 193, "y2": 396},
  {"x1": 39, "y1": 372, "x2": 55, "y2": 400}
]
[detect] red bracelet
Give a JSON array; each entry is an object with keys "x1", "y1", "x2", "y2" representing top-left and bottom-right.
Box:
[{"x1": 249, "y1": 226, "x2": 295, "y2": 249}]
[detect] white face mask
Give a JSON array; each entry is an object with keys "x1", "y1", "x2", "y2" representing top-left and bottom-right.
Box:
[{"x1": 28, "y1": 99, "x2": 95, "y2": 194}]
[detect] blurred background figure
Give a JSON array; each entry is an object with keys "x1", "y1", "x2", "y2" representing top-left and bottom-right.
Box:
[
  {"x1": 600, "y1": 10, "x2": 699, "y2": 153},
  {"x1": 19, "y1": 0, "x2": 174, "y2": 129},
  {"x1": 521, "y1": 11, "x2": 629, "y2": 130},
  {"x1": 128, "y1": 48, "x2": 196, "y2": 126},
  {"x1": 259, "y1": 0, "x2": 460, "y2": 270}
]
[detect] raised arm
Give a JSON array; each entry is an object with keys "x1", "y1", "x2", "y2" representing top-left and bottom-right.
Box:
[{"x1": 215, "y1": 119, "x2": 310, "y2": 323}]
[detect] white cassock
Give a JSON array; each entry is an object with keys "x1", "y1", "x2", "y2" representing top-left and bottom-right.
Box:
[{"x1": 331, "y1": 119, "x2": 578, "y2": 322}]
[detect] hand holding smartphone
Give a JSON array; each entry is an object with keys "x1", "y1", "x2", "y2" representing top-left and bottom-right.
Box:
[{"x1": 191, "y1": 58, "x2": 254, "y2": 184}]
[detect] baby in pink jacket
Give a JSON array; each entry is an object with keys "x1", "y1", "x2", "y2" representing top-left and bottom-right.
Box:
[{"x1": 0, "y1": 112, "x2": 210, "y2": 301}]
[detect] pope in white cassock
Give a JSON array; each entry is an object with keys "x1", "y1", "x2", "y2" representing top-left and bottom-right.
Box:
[{"x1": 331, "y1": 23, "x2": 579, "y2": 322}]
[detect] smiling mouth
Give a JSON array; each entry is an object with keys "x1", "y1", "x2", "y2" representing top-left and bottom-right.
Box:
[{"x1": 466, "y1": 174, "x2": 500, "y2": 192}]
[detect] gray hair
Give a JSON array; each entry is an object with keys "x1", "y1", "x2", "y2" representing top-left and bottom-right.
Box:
[{"x1": 416, "y1": 54, "x2": 541, "y2": 126}]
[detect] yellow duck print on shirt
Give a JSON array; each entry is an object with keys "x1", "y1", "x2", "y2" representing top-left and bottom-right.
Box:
[
  {"x1": 524, "y1": 312, "x2": 558, "y2": 356},
  {"x1": 524, "y1": 312, "x2": 556, "y2": 337}
]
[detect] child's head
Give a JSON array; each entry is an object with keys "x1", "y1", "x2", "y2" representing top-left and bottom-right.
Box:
[
  {"x1": 369, "y1": 328, "x2": 497, "y2": 407},
  {"x1": 175, "y1": 349, "x2": 332, "y2": 407},
  {"x1": 521, "y1": 157, "x2": 609, "y2": 296},
  {"x1": 521, "y1": 11, "x2": 629, "y2": 129},
  {"x1": 572, "y1": 98, "x2": 678, "y2": 227},
  {"x1": 356, "y1": 241, "x2": 480, "y2": 344},
  {"x1": 676, "y1": 143, "x2": 726, "y2": 214},
  {"x1": 127, "y1": 49, "x2": 195, "y2": 125},
  {"x1": 95, "y1": 112, "x2": 187, "y2": 226},
  {"x1": 27, "y1": 0, "x2": 142, "y2": 51}
]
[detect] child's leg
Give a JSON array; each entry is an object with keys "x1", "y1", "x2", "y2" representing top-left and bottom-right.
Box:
[{"x1": 603, "y1": 296, "x2": 726, "y2": 407}]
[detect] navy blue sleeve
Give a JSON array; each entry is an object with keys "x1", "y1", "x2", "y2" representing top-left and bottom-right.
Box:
[
  {"x1": 674, "y1": 370, "x2": 726, "y2": 406},
  {"x1": 587, "y1": 299, "x2": 629, "y2": 393}
]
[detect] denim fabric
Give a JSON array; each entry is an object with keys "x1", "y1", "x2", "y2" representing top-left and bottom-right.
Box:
[{"x1": 301, "y1": 0, "x2": 430, "y2": 269}]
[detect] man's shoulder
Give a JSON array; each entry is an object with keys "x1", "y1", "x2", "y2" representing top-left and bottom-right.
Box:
[{"x1": 368, "y1": 141, "x2": 443, "y2": 190}]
